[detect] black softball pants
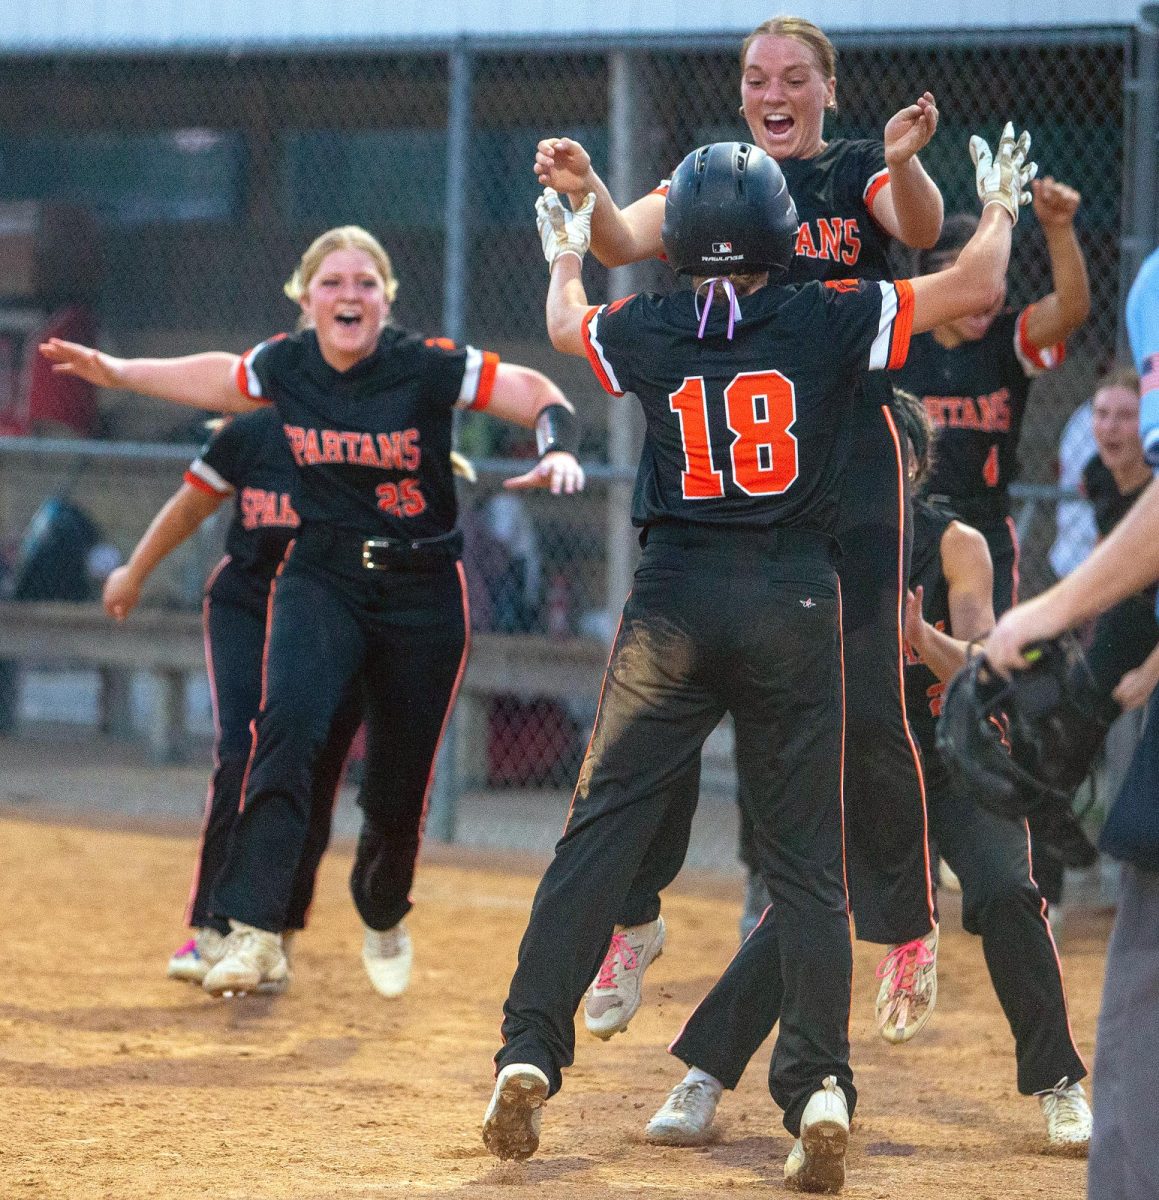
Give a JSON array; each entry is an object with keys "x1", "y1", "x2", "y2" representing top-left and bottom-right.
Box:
[
  {"x1": 210, "y1": 535, "x2": 468, "y2": 934},
  {"x1": 617, "y1": 402, "x2": 934, "y2": 946},
  {"x1": 670, "y1": 765, "x2": 1085, "y2": 1098},
  {"x1": 187, "y1": 565, "x2": 361, "y2": 934},
  {"x1": 496, "y1": 525, "x2": 854, "y2": 1137}
]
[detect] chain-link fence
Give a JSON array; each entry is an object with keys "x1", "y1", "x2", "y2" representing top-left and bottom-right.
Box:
[{"x1": 0, "y1": 23, "x2": 1152, "y2": 800}]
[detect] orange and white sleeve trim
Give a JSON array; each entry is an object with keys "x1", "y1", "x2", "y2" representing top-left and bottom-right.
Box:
[
  {"x1": 456, "y1": 345, "x2": 500, "y2": 411},
  {"x1": 863, "y1": 167, "x2": 890, "y2": 213},
  {"x1": 868, "y1": 279, "x2": 915, "y2": 371},
  {"x1": 234, "y1": 335, "x2": 285, "y2": 402},
  {"x1": 184, "y1": 458, "x2": 233, "y2": 496},
  {"x1": 1014, "y1": 305, "x2": 1066, "y2": 376},
  {"x1": 580, "y1": 305, "x2": 626, "y2": 396}
]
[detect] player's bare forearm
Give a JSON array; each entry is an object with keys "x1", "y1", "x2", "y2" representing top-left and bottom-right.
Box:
[
  {"x1": 916, "y1": 619, "x2": 976, "y2": 682},
  {"x1": 128, "y1": 484, "x2": 224, "y2": 583},
  {"x1": 40, "y1": 338, "x2": 254, "y2": 413},
  {"x1": 590, "y1": 190, "x2": 665, "y2": 268},
  {"x1": 879, "y1": 160, "x2": 943, "y2": 249},
  {"x1": 997, "y1": 478, "x2": 1159, "y2": 659},
  {"x1": 1024, "y1": 223, "x2": 1091, "y2": 347},
  {"x1": 485, "y1": 362, "x2": 574, "y2": 429},
  {"x1": 545, "y1": 257, "x2": 590, "y2": 356},
  {"x1": 909, "y1": 205, "x2": 1010, "y2": 335}
]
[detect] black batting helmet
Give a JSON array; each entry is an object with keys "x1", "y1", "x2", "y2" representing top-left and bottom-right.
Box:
[{"x1": 661, "y1": 142, "x2": 798, "y2": 277}]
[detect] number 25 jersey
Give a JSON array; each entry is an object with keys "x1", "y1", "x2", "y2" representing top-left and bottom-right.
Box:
[{"x1": 581, "y1": 277, "x2": 914, "y2": 534}]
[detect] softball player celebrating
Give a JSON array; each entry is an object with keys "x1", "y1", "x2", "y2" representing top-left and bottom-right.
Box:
[
  {"x1": 893, "y1": 184, "x2": 1090, "y2": 617},
  {"x1": 536, "y1": 14, "x2": 944, "y2": 1041},
  {"x1": 41, "y1": 224, "x2": 584, "y2": 998},
  {"x1": 484, "y1": 130, "x2": 1028, "y2": 1193},
  {"x1": 103, "y1": 408, "x2": 365, "y2": 989},
  {"x1": 642, "y1": 391, "x2": 1091, "y2": 1154}
]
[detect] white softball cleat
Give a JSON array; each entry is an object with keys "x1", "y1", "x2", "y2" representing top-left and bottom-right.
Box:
[
  {"x1": 875, "y1": 924, "x2": 938, "y2": 1044},
  {"x1": 361, "y1": 920, "x2": 412, "y2": 998},
  {"x1": 644, "y1": 1071, "x2": 723, "y2": 1145},
  {"x1": 1037, "y1": 1078, "x2": 1091, "y2": 1155},
  {"x1": 167, "y1": 926, "x2": 226, "y2": 983},
  {"x1": 784, "y1": 1075, "x2": 849, "y2": 1194},
  {"x1": 482, "y1": 1063, "x2": 550, "y2": 1161},
  {"x1": 202, "y1": 921, "x2": 289, "y2": 997},
  {"x1": 583, "y1": 916, "x2": 666, "y2": 1039}
]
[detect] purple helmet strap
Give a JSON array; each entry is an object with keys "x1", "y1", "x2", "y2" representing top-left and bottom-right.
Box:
[{"x1": 694, "y1": 276, "x2": 742, "y2": 340}]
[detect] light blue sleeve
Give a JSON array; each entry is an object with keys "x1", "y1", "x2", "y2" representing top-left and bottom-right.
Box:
[{"x1": 1128, "y1": 248, "x2": 1159, "y2": 465}]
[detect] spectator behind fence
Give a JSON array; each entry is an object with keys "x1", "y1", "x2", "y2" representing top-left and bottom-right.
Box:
[{"x1": 1050, "y1": 398, "x2": 1098, "y2": 579}]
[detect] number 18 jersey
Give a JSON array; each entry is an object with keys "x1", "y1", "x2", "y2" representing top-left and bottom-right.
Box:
[{"x1": 582, "y1": 277, "x2": 914, "y2": 533}]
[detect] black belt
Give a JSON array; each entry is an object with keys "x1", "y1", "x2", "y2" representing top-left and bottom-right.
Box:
[
  {"x1": 641, "y1": 521, "x2": 837, "y2": 563},
  {"x1": 296, "y1": 525, "x2": 463, "y2": 573}
]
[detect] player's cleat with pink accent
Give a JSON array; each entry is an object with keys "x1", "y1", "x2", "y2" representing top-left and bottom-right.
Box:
[
  {"x1": 167, "y1": 926, "x2": 226, "y2": 983},
  {"x1": 874, "y1": 924, "x2": 938, "y2": 1044},
  {"x1": 783, "y1": 1075, "x2": 849, "y2": 1194},
  {"x1": 583, "y1": 916, "x2": 666, "y2": 1039},
  {"x1": 1037, "y1": 1077, "x2": 1091, "y2": 1155},
  {"x1": 482, "y1": 1063, "x2": 550, "y2": 1161},
  {"x1": 361, "y1": 920, "x2": 412, "y2": 998},
  {"x1": 201, "y1": 921, "x2": 289, "y2": 997},
  {"x1": 644, "y1": 1072, "x2": 723, "y2": 1145}
]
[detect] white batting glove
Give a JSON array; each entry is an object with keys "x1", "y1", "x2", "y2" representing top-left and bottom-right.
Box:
[
  {"x1": 535, "y1": 187, "x2": 595, "y2": 270},
  {"x1": 969, "y1": 122, "x2": 1038, "y2": 225}
]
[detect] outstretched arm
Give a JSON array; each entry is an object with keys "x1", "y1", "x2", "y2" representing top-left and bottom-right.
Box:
[
  {"x1": 1022, "y1": 177, "x2": 1091, "y2": 348},
  {"x1": 103, "y1": 482, "x2": 225, "y2": 620},
  {"x1": 985, "y1": 477, "x2": 1159, "y2": 672},
  {"x1": 872, "y1": 92, "x2": 944, "y2": 249},
  {"x1": 909, "y1": 123, "x2": 1036, "y2": 335},
  {"x1": 39, "y1": 339, "x2": 256, "y2": 414},
  {"x1": 535, "y1": 137, "x2": 664, "y2": 267}
]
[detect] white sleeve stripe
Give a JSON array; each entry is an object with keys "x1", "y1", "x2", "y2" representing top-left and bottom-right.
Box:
[
  {"x1": 1012, "y1": 324, "x2": 1056, "y2": 377},
  {"x1": 242, "y1": 343, "x2": 266, "y2": 398},
  {"x1": 867, "y1": 281, "x2": 898, "y2": 371},
  {"x1": 862, "y1": 167, "x2": 889, "y2": 201},
  {"x1": 455, "y1": 345, "x2": 483, "y2": 408},
  {"x1": 188, "y1": 458, "x2": 233, "y2": 495},
  {"x1": 587, "y1": 310, "x2": 625, "y2": 395}
]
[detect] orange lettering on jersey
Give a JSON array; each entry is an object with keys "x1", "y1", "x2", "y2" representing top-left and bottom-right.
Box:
[
  {"x1": 401, "y1": 428, "x2": 421, "y2": 470},
  {"x1": 239, "y1": 487, "x2": 300, "y2": 530},
  {"x1": 927, "y1": 680, "x2": 946, "y2": 718},
  {"x1": 302, "y1": 430, "x2": 322, "y2": 465},
  {"x1": 321, "y1": 430, "x2": 343, "y2": 463},
  {"x1": 283, "y1": 424, "x2": 307, "y2": 465},
  {"x1": 841, "y1": 221, "x2": 861, "y2": 266},
  {"x1": 424, "y1": 336, "x2": 456, "y2": 350},
  {"x1": 376, "y1": 432, "x2": 401, "y2": 469},
  {"x1": 817, "y1": 218, "x2": 843, "y2": 261},
  {"x1": 339, "y1": 431, "x2": 362, "y2": 461},
  {"x1": 924, "y1": 388, "x2": 1011, "y2": 434},
  {"x1": 794, "y1": 223, "x2": 818, "y2": 259},
  {"x1": 356, "y1": 433, "x2": 382, "y2": 468}
]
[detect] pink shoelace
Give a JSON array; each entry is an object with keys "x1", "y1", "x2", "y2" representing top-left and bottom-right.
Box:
[
  {"x1": 875, "y1": 937, "x2": 934, "y2": 998},
  {"x1": 594, "y1": 931, "x2": 639, "y2": 989},
  {"x1": 173, "y1": 939, "x2": 198, "y2": 958}
]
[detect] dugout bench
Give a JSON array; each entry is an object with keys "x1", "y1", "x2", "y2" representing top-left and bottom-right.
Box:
[{"x1": 0, "y1": 600, "x2": 610, "y2": 835}]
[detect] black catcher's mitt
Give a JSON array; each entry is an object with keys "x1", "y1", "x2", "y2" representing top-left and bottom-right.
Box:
[{"x1": 936, "y1": 633, "x2": 1112, "y2": 866}]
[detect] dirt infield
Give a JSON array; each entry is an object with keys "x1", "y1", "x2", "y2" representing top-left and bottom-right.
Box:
[{"x1": 0, "y1": 814, "x2": 1104, "y2": 1199}]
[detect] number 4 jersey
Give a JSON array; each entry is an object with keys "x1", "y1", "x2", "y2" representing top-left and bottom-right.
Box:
[{"x1": 582, "y1": 277, "x2": 914, "y2": 533}]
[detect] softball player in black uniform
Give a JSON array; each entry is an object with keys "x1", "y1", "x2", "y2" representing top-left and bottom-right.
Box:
[
  {"x1": 641, "y1": 392, "x2": 1091, "y2": 1154},
  {"x1": 103, "y1": 407, "x2": 362, "y2": 986},
  {"x1": 893, "y1": 178, "x2": 1089, "y2": 617},
  {"x1": 42, "y1": 224, "x2": 584, "y2": 998},
  {"x1": 536, "y1": 15, "x2": 943, "y2": 1043},
  {"x1": 484, "y1": 134, "x2": 1025, "y2": 1190}
]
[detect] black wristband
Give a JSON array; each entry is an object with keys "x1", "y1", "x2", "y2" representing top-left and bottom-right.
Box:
[{"x1": 535, "y1": 402, "x2": 580, "y2": 459}]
